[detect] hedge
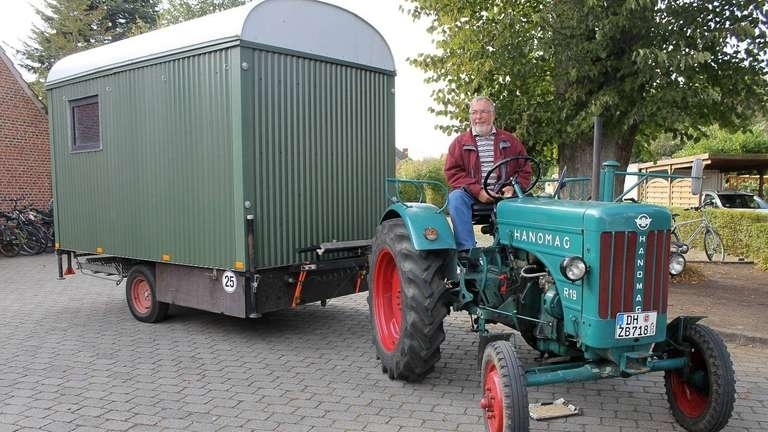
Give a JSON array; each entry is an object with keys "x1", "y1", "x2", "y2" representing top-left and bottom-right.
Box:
[{"x1": 670, "y1": 207, "x2": 768, "y2": 270}]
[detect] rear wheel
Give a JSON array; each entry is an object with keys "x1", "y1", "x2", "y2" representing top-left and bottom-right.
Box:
[
  {"x1": 480, "y1": 340, "x2": 529, "y2": 432},
  {"x1": 703, "y1": 228, "x2": 725, "y2": 262},
  {"x1": 664, "y1": 323, "x2": 735, "y2": 432},
  {"x1": 368, "y1": 219, "x2": 450, "y2": 381},
  {"x1": 126, "y1": 264, "x2": 169, "y2": 323}
]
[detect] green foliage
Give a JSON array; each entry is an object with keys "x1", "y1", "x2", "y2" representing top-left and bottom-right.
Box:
[
  {"x1": 635, "y1": 120, "x2": 768, "y2": 162},
  {"x1": 159, "y1": 0, "x2": 248, "y2": 25},
  {"x1": 395, "y1": 156, "x2": 448, "y2": 206},
  {"x1": 674, "y1": 123, "x2": 768, "y2": 157},
  {"x1": 17, "y1": 0, "x2": 160, "y2": 102},
  {"x1": 404, "y1": 0, "x2": 768, "y2": 176},
  {"x1": 98, "y1": 0, "x2": 160, "y2": 40}
]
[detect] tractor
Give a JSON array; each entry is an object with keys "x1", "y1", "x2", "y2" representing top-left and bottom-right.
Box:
[{"x1": 367, "y1": 156, "x2": 735, "y2": 432}]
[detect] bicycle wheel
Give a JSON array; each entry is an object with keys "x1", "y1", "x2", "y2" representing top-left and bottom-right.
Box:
[
  {"x1": 671, "y1": 228, "x2": 689, "y2": 254},
  {"x1": 0, "y1": 227, "x2": 21, "y2": 257},
  {"x1": 19, "y1": 225, "x2": 46, "y2": 255},
  {"x1": 703, "y1": 228, "x2": 725, "y2": 262}
]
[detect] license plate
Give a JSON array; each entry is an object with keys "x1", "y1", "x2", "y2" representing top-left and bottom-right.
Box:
[{"x1": 615, "y1": 311, "x2": 657, "y2": 339}]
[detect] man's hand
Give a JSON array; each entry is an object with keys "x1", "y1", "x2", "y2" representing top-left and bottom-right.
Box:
[{"x1": 478, "y1": 190, "x2": 495, "y2": 203}]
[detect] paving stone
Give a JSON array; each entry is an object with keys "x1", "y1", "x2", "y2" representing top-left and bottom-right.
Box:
[{"x1": 1, "y1": 255, "x2": 767, "y2": 432}]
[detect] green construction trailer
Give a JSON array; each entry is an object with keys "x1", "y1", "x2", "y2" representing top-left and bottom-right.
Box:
[{"x1": 48, "y1": 0, "x2": 395, "y2": 320}]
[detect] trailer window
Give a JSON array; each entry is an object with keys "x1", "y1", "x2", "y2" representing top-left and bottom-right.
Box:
[{"x1": 70, "y1": 96, "x2": 101, "y2": 152}]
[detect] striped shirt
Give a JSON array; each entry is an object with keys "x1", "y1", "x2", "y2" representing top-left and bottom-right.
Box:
[{"x1": 475, "y1": 128, "x2": 496, "y2": 181}]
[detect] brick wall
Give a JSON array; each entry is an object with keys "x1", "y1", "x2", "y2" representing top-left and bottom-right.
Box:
[{"x1": 0, "y1": 49, "x2": 52, "y2": 212}]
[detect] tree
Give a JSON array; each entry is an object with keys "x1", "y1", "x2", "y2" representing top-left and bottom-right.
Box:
[
  {"x1": 17, "y1": 0, "x2": 160, "y2": 102},
  {"x1": 404, "y1": 0, "x2": 768, "y2": 180},
  {"x1": 159, "y1": 0, "x2": 248, "y2": 25},
  {"x1": 98, "y1": 0, "x2": 161, "y2": 39},
  {"x1": 675, "y1": 123, "x2": 768, "y2": 157}
]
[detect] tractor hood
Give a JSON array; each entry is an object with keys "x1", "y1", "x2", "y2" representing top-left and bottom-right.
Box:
[{"x1": 495, "y1": 198, "x2": 672, "y2": 255}]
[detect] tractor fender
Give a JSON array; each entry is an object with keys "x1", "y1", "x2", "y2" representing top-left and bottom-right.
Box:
[
  {"x1": 379, "y1": 202, "x2": 456, "y2": 250},
  {"x1": 666, "y1": 316, "x2": 704, "y2": 344},
  {"x1": 653, "y1": 316, "x2": 704, "y2": 354}
]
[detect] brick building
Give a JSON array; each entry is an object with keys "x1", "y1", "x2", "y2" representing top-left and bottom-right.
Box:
[{"x1": 0, "y1": 47, "x2": 51, "y2": 211}]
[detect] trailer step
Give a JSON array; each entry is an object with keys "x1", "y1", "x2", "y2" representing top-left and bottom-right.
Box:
[{"x1": 315, "y1": 239, "x2": 372, "y2": 255}]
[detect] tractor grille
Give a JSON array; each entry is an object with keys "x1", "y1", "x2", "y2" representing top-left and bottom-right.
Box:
[{"x1": 598, "y1": 230, "x2": 670, "y2": 319}]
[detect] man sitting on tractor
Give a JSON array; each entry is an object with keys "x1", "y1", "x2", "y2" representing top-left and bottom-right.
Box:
[{"x1": 444, "y1": 95, "x2": 533, "y2": 260}]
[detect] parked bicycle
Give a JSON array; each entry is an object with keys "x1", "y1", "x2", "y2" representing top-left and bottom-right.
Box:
[
  {"x1": 0, "y1": 196, "x2": 54, "y2": 256},
  {"x1": 0, "y1": 221, "x2": 23, "y2": 257},
  {"x1": 671, "y1": 205, "x2": 725, "y2": 262}
]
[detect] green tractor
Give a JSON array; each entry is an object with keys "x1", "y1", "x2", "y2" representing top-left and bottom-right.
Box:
[{"x1": 368, "y1": 157, "x2": 735, "y2": 432}]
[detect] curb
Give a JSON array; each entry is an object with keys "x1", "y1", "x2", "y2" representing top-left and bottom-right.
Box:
[{"x1": 716, "y1": 329, "x2": 767, "y2": 349}]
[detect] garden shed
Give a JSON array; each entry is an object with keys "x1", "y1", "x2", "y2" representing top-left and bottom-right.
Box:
[{"x1": 46, "y1": 0, "x2": 396, "y2": 270}]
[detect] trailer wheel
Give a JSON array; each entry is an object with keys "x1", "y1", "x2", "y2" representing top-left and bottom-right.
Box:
[
  {"x1": 368, "y1": 218, "x2": 450, "y2": 381},
  {"x1": 664, "y1": 323, "x2": 735, "y2": 432},
  {"x1": 126, "y1": 265, "x2": 169, "y2": 323},
  {"x1": 480, "y1": 340, "x2": 529, "y2": 432}
]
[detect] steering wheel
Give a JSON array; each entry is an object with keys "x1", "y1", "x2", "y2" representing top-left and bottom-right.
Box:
[{"x1": 482, "y1": 155, "x2": 541, "y2": 200}]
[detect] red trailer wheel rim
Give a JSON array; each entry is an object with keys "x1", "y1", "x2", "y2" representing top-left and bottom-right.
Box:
[
  {"x1": 130, "y1": 277, "x2": 152, "y2": 315},
  {"x1": 373, "y1": 248, "x2": 402, "y2": 352},
  {"x1": 669, "y1": 350, "x2": 708, "y2": 418},
  {"x1": 481, "y1": 362, "x2": 504, "y2": 432}
]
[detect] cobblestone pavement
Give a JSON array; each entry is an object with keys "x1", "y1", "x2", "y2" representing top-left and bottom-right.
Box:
[{"x1": 1, "y1": 254, "x2": 767, "y2": 432}]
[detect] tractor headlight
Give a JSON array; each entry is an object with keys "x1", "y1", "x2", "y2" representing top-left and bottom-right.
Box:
[
  {"x1": 669, "y1": 252, "x2": 686, "y2": 276},
  {"x1": 560, "y1": 256, "x2": 587, "y2": 281}
]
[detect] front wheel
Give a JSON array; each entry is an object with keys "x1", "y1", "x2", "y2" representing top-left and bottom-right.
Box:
[
  {"x1": 126, "y1": 264, "x2": 169, "y2": 323},
  {"x1": 480, "y1": 341, "x2": 529, "y2": 432},
  {"x1": 664, "y1": 323, "x2": 735, "y2": 432},
  {"x1": 703, "y1": 228, "x2": 725, "y2": 262},
  {"x1": 368, "y1": 219, "x2": 450, "y2": 381}
]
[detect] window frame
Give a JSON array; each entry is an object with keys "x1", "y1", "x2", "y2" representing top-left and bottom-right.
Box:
[{"x1": 69, "y1": 95, "x2": 102, "y2": 153}]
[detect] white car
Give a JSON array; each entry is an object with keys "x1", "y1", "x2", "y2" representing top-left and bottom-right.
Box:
[{"x1": 701, "y1": 190, "x2": 768, "y2": 212}]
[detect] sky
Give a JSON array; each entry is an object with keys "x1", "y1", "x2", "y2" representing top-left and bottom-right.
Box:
[{"x1": 0, "y1": 0, "x2": 451, "y2": 160}]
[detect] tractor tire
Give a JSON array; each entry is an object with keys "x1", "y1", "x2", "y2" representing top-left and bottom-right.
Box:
[
  {"x1": 126, "y1": 264, "x2": 169, "y2": 323},
  {"x1": 703, "y1": 228, "x2": 725, "y2": 262},
  {"x1": 664, "y1": 323, "x2": 735, "y2": 432},
  {"x1": 368, "y1": 218, "x2": 450, "y2": 382},
  {"x1": 480, "y1": 340, "x2": 529, "y2": 432}
]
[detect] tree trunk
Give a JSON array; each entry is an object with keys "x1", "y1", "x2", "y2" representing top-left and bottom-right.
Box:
[{"x1": 558, "y1": 126, "x2": 636, "y2": 200}]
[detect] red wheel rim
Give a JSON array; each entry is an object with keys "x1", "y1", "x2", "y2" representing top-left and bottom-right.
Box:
[
  {"x1": 130, "y1": 277, "x2": 152, "y2": 315},
  {"x1": 669, "y1": 348, "x2": 708, "y2": 418},
  {"x1": 373, "y1": 248, "x2": 402, "y2": 352},
  {"x1": 481, "y1": 361, "x2": 504, "y2": 432}
]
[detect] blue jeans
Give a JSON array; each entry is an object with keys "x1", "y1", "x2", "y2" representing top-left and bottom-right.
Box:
[{"x1": 448, "y1": 189, "x2": 477, "y2": 251}]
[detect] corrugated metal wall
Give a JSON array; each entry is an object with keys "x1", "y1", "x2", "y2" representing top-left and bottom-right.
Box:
[
  {"x1": 49, "y1": 49, "x2": 245, "y2": 269},
  {"x1": 50, "y1": 45, "x2": 395, "y2": 270},
  {"x1": 245, "y1": 49, "x2": 395, "y2": 267}
]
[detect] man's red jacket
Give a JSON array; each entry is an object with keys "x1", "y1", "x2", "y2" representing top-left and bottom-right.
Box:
[{"x1": 444, "y1": 129, "x2": 533, "y2": 198}]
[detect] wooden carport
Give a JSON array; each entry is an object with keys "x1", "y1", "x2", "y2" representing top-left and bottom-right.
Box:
[{"x1": 631, "y1": 153, "x2": 768, "y2": 207}]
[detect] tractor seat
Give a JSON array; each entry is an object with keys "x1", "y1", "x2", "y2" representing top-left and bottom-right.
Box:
[{"x1": 471, "y1": 202, "x2": 495, "y2": 225}]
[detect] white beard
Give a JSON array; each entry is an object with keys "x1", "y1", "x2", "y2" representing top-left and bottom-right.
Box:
[{"x1": 472, "y1": 125, "x2": 493, "y2": 137}]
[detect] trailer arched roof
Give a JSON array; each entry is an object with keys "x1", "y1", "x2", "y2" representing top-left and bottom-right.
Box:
[{"x1": 47, "y1": 0, "x2": 395, "y2": 86}]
